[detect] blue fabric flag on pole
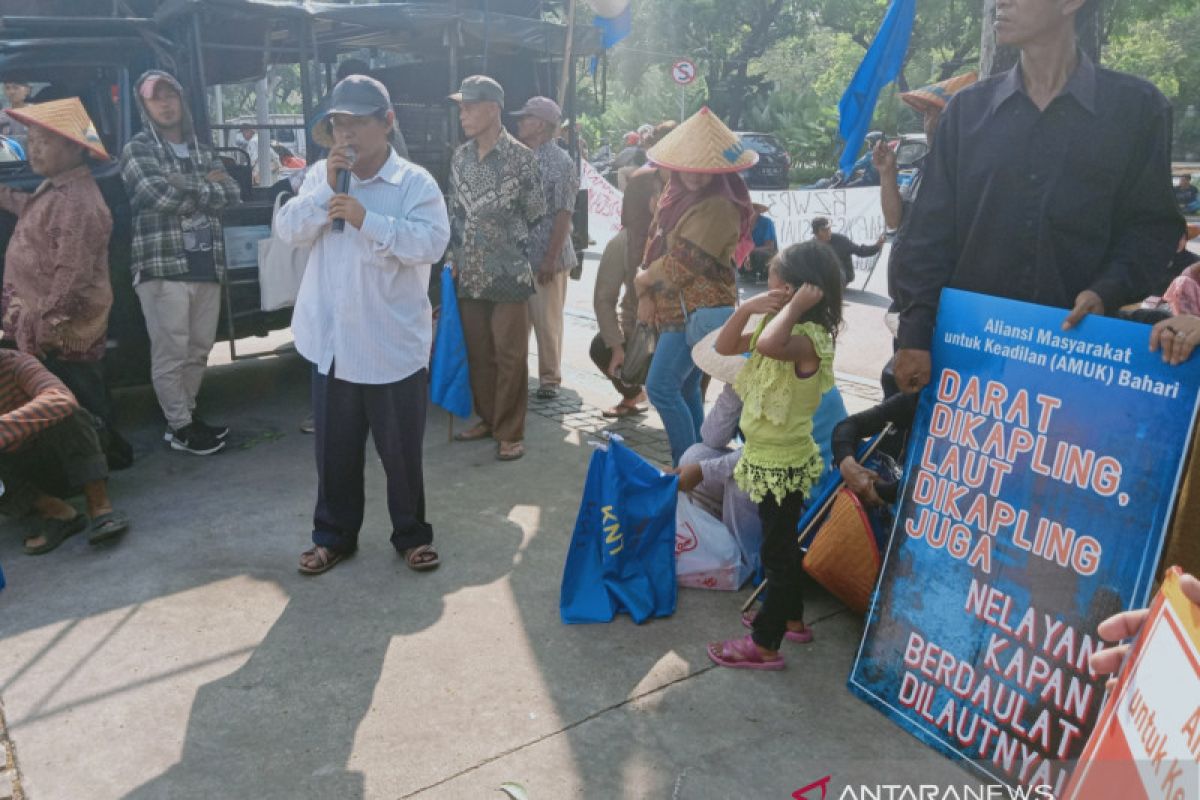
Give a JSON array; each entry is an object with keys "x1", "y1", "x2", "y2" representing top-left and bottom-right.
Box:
[
  {"x1": 430, "y1": 264, "x2": 474, "y2": 419},
  {"x1": 590, "y1": 6, "x2": 632, "y2": 75},
  {"x1": 836, "y1": 0, "x2": 916, "y2": 175}
]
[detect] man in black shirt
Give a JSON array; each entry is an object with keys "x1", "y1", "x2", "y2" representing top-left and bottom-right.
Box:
[
  {"x1": 812, "y1": 216, "x2": 884, "y2": 286},
  {"x1": 890, "y1": 0, "x2": 1184, "y2": 393}
]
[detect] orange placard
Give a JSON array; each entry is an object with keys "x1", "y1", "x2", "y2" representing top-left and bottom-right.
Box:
[{"x1": 1064, "y1": 568, "x2": 1200, "y2": 800}]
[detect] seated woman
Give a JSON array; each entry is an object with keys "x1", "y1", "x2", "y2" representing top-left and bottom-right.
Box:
[{"x1": 0, "y1": 350, "x2": 129, "y2": 554}]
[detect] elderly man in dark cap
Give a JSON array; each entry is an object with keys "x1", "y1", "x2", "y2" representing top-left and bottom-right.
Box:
[
  {"x1": 448, "y1": 75, "x2": 546, "y2": 462},
  {"x1": 275, "y1": 75, "x2": 450, "y2": 576},
  {"x1": 513, "y1": 95, "x2": 579, "y2": 400}
]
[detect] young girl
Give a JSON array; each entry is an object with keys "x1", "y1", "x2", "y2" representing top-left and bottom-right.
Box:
[{"x1": 706, "y1": 241, "x2": 844, "y2": 670}]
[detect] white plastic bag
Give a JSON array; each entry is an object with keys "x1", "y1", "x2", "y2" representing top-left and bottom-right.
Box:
[
  {"x1": 675, "y1": 493, "x2": 743, "y2": 591},
  {"x1": 258, "y1": 192, "x2": 310, "y2": 311}
]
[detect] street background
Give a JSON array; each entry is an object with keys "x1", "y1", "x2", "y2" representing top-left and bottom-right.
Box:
[{"x1": 0, "y1": 227, "x2": 968, "y2": 799}]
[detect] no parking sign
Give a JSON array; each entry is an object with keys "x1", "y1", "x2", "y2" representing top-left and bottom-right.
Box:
[{"x1": 671, "y1": 59, "x2": 697, "y2": 86}]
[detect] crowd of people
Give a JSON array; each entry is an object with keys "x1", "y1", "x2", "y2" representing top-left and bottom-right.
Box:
[{"x1": 1, "y1": 0, "x2": 1197, "y2": 682}]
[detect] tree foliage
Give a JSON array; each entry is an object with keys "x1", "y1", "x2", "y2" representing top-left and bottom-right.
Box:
[{"x1": 579, "y1": 0, "x2": 1199, "y2": 172}]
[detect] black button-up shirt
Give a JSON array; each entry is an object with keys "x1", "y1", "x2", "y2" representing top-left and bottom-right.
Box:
[{"x1": 891, "y1": 53, "x2": 1185, "y2": 350}]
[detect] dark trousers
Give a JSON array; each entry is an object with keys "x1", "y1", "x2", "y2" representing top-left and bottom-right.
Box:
[
  {"x1": 588, "y1": 333, "x2": 642, "y2": 401},
  {"x1": 311, "y1": 365, "x2": 432, "y2": 555},
  {"x1": 750, "y1": 489, "x2": 807, "y2": 651},
  {"x1": 0, "y1": 410, "x2": 108, "y2": 517},
  {"x1": 42, "y1": 356, "x2": 112, "y2": 424},
  {"x1": 42, "y1": 355, "x2": 133, "y2": 470}
]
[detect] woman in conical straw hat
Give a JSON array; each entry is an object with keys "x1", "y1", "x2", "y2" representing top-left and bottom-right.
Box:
[{"x1": 632, "y1": 106, "x2": 758, "y2": 465}]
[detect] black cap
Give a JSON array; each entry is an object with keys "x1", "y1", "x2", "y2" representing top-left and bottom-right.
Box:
[
  {"x1": 448, "y1": 75, "x2": 505, "y2": 106},
  {"x1": 311, "y1": 75, "x2": 392, "y2": 147}
]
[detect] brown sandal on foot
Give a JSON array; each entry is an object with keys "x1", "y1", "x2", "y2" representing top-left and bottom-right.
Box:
[
  {"x1": 497, "y1": 441, "x2": 525, "y2": 461},
  {"x1": 601, "y1": 402, "x2": 646, "y2": 418},
  {"x1": 403, "y1": 544, "x2": 441, "y2": 571},
  {"x1": 453, "y1": 423, "x2": 492, "y2": 442},
  {"x1": 298, "y1": 545, "x2": 347, "y2": 576}
]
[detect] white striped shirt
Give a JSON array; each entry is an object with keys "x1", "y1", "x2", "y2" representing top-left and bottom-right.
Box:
[{"x1": 276, "y1": 151, "x2": 450, "y2": 384}]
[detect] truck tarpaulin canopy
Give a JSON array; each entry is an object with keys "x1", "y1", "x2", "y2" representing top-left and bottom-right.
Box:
[{"x1": 152, "y1": 0, "x2": 603, "y2": 85}]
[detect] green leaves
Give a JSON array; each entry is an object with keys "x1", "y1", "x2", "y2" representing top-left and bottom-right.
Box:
[{"x1": 579, "y1": 0, "x2": 1200, "y2": 171}]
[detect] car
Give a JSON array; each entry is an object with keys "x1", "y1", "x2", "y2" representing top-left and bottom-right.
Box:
[{"x1": 736, "y1": 132, "x2": 790, "y2": 190}]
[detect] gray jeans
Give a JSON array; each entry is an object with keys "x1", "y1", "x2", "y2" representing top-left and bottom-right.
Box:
[{"x1": 135, "y1": 279, "x2": 221, "y2": 430}]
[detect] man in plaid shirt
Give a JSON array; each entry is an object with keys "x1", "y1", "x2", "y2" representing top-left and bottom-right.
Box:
[{"x1": 120, "y1": 70, "x2": 241, "y2": 455}]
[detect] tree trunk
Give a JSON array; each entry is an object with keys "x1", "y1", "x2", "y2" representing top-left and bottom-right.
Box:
[{"x1": 981, "y1": 0, "x2": 1103, "y2": 77}]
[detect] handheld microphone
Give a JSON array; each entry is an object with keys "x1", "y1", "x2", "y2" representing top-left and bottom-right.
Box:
[{"x1": 332, "y1": 146, "x2": 357, "y2": 233}]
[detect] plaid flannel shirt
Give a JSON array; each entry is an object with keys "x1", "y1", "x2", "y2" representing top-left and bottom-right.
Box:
[{"x1": 119, "y1": 133, "x2": 241, "y2": 282}]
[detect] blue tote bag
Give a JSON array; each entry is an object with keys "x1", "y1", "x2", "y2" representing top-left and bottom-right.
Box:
[
  {"x1": 560, "y1": 438, "x2": 678, "y2": 624},
  {"x1": 430, "y1": 264, "x2": 474, "y2": 419}
]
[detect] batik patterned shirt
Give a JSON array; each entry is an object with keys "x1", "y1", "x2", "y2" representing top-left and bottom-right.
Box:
[
  {"x1": 449, "y1": 130, "x2": 546, "y2": 302},
  {"x1": 527, "y1": 141, "x2": 579, "y2": 273}
]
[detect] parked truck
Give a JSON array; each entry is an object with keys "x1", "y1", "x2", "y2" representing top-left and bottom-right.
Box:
[{"x1": 0, "y1": 0, "x2": 598, "y2": 384}]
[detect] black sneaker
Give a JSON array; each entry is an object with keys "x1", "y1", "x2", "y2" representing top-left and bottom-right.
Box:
[
  {"x1": 169, "y1": 423, "x2": 226, "y2": 455},
  {"x1": 192, "y1": 416, "x2": 229, "y2": 440}
]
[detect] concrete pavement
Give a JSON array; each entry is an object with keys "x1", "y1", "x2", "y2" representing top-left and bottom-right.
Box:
[{"x1": 0, "y1": 268, "x2": 980, "y2": 799}]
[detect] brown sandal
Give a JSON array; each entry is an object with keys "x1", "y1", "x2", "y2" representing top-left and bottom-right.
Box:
[
  {"x1": 403, "y1": 544, "x2": 441, "y2": 571},
  {"x1": 497, "y1": 441, "x2": 525, "y2": 461},
  {"x1": 298, "y1": 545, "x2": 347, "y2": 575},
  {"x1": 454, "y1": 423, "x2": 492, "y2": 442},
  {"x1": 601, "y1": 402, "x2": 646, "y2": 418}
]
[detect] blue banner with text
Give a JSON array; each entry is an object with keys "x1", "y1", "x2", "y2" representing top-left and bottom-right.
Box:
[{"x1": 849, "y1": 289, "x2": 1200, "y2": 793}]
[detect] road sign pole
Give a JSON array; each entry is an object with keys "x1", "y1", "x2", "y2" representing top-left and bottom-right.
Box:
[{"x1": 679, "y1": 83, "x2": 684, "y2": 121}]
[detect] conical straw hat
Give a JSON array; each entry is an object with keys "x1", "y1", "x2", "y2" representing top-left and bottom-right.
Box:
[
  {"x1": 646, "y1": 107, "x2": 758, "y2": 174},
  {"x1": 899, "y1": 71, "x2": 978, "y2": 116},
  {"x1": 690, "y1": 313, "x2": 764, "y2": 387},
  {"x1": 6, "y1": 98, "x2": 109, "y2": 160}
]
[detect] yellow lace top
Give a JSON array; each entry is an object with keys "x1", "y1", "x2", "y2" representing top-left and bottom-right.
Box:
[{"x1": 733, "y1": 318, "x2": 835, "y2": 503}]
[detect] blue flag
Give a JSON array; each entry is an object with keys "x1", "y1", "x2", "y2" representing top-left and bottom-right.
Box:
[
  {"x1": 837, "y1": 0, "x2": 916, "y2": 175},
  {"x1": 430, "y1": 265, "x2": 474, "y2": 419},
  {"x1": 590, "y1": 5, "x2": 633, "y2": 75}
]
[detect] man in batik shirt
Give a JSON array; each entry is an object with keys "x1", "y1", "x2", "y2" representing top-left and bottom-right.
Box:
[{"x1": 448, "y1": 75, "x2": 546, "y2": 462}]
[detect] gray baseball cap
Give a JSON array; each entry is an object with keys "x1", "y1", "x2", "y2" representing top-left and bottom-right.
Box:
[
  {"x1": 449, "y1": 75, "x2": 505, "y2": 106},
  {"x1": 311, "y1": 74, "x2": 392, "y2": 147}
]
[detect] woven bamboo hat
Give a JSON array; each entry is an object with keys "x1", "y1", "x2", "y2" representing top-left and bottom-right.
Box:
[
  {"x1": 691, "y1": 314, "x2": 764, "y2": 387},
  {"x1": 899, "y1": 71, "x2": 978, "y2": 115},
  {"x1": 646, "y1": 107, "x2": 758, "y2": 174},
  {"x1": 7, "y1": 98, "x2": 109, "y2": 160}
]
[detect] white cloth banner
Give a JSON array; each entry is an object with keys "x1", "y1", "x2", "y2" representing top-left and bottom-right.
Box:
[
  {"x1": 751, "y1": 186, "x2": 887, "y2": 290},
  {"x1": 583, "y1": 172, "x2": 888, "y2": 289},
  {"x1": 748, "y1": 187, "x2": 884, "y2": 249},
  {"x1": 582, "y1": 160, "x2": 624, "y2": 242}
]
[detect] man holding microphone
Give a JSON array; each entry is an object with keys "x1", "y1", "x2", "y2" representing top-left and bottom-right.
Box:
[{"x1": 275, "y1": 76, "x2": 450, "y2": 576}]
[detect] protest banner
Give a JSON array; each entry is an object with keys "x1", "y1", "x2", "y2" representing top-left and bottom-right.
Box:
[
  {"x1": 1063, "y1": 567, "x2": 1200, "y2": 800},
  {"x1": 749, "y1": 186, "x2": 884, "y2": 252},
  {"x1": 580, "y1": 170, "x2": 888, "y2": 289},
  {"x1": 582, "y1": 159, "x2": 624, "y2": 240},
  {"x1": 849, "y1": 289, "x2": 1200, "y2": 794},
  {"x1": 750, "y1": 186, "x2": 885, "y2": 289}
]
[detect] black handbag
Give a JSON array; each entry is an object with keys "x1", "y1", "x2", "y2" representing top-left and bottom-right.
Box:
[{"x1": 619, "y1": 322, "x2": 658, "y2": 386}]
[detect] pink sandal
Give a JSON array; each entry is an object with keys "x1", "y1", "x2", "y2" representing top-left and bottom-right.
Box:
[
  {"x1": 706, "y1": 635, "x2": 785, "y2": 671},
  {"x1": 741, "y1": 612, "x2": 814, "y2": 644}
]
